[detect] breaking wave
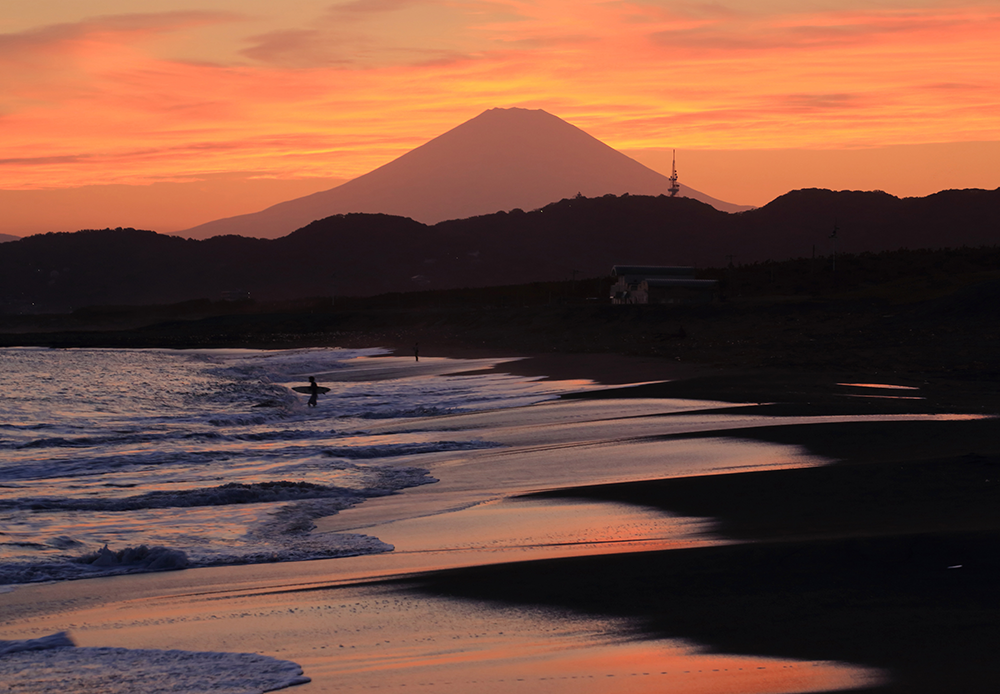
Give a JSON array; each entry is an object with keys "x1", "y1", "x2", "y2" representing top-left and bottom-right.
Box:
[
  {"x1": 0, "y1": 633, "x2": 310, "y2": 693},
  {"x1": 0, "y1": 346, "x2": 588, "y2": 587},
  {"x1": 1, "y1": 481, "x2": 380, "y2": 512},
  {"x1": 324, "y1": 440, "x2": 502, "y2": 459}
]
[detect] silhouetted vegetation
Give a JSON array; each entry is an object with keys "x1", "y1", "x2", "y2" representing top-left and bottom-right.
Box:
[
  {"x1": 2, "y1": 188, "x2": 998, "y2": 313},
  {"x1": 705, "y1": 245, "x2": 1000, "y2": 301}
]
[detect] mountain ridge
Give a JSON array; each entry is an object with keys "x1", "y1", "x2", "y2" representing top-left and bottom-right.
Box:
[{"x1": 3, "y1": 187, "x2": 998, "y2": 313}]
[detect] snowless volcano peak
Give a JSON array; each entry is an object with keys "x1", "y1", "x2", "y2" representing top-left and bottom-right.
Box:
[{"x1": 181, "y1": 108, "x2": 748, "y2": 240}]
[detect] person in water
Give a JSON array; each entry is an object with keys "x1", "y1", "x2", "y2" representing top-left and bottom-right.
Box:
[{"x1": 307, "y1": 376, "x2": 320, "y2": 408}]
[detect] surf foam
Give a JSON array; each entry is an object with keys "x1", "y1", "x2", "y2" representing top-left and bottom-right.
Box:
[{"x1": 0, "y1": 632, "x2": 310, "y2": 693}]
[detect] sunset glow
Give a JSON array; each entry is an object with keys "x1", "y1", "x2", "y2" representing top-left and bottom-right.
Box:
[{"x1": 2, "y1": 0, "x2": 998, "y2": 232}]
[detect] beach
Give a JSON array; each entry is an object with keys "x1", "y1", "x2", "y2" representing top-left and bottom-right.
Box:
[{"x1": 2, "y1": 345, "x2": 998, "y2": 693}]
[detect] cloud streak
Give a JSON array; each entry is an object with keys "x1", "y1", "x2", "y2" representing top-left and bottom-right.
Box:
[
  {"x1": 0, "y1": 1, "x2": 997, "y2": 191},
  {"x1": 0, "y1": 11, "x2": 241, "y2": 59},
  {"x1": 649, "y1": 6, "x2": 1000, "y2": 53}
]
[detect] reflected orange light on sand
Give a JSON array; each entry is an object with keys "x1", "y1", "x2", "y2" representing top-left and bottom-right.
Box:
[
  {"x1": 287, "y1": 588, "x2": 885, "y2": 694},
  {"x1": 332, "y1": 639, "x2": 879, "y2": 694},
  {"x1": 45, "y1": 571, "x2": 882, "y2": 694}
]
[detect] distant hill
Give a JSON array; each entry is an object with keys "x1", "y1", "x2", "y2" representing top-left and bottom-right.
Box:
[
  {"x1": 179, "y1": 108, "x2": 749, "y2": 240},
  {"x1": 0, "y1": 233, "x2": 21, "y2": 243},
  {"x1": 2, "y1": 188, "x2": 998, "y2": 313}
]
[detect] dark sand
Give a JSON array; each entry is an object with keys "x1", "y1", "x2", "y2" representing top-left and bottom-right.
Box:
[
  {"x1": 381, "y1": 323, "x2": 1000, "y2": 693},
  {"x1": 395, "y1": 382, "x2": 1000, "y2": 693}
]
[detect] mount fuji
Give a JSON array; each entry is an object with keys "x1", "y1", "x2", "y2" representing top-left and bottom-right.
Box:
[{"x1": 180, "y1": 108, "x2": 749, "y2": 240}]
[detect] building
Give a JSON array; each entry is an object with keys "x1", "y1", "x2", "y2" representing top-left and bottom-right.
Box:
[{"x1": 610, "y1": 265, "x2": 717, "y2": 304}]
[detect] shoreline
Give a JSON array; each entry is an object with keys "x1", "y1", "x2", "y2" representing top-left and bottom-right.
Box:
[
  {"x1": 392, "y1": 405, "x2": 1000, "y2": 693},
  {"x1": 2, "y1": 346, "x2": 999, "y2": 692}
]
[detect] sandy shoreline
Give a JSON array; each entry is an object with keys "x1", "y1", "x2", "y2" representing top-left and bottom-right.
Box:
[{"x1": 2, "y1": 349, "x2": 999, "y2": 693}]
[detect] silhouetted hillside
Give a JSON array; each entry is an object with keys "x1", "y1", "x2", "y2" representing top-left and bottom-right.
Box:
[
  {"x1": 0, "y1": 233, "x2": 20, "y2": 243},
  {"x1": 739, "y1": 188, "x2": 1000, "y2": 258},
  {"x1": 2, "y1": 188, "x2": 998, "y2": 313}
]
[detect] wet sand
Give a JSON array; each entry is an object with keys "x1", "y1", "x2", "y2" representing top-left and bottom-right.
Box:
[{"x1": 2, "y1": 352, "x2": 999, "y2": 692}]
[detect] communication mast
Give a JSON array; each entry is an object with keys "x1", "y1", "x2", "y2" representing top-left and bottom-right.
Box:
[{"x1": 668, "y1": 149, "x2": 680, "y2": 197}]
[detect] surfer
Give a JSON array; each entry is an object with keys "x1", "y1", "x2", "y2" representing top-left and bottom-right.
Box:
[
  {"x1": 307, "y1": 376, "x2": 320, "y2": 407},
  {"x1": 414, "y1": 342, "x2": 419, "y2": 362}
]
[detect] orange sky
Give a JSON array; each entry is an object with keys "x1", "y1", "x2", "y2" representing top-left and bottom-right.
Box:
[{"x1": 2, "y1": 1, "x2": 998, "y2": 234}]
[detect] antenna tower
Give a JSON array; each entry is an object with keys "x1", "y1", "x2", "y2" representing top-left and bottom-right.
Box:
[{"x1": 668, "y1": 149, "x2": 680, "y2": 197}]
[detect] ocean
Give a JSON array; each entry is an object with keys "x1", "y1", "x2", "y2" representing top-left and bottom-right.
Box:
[
  {"x1": 0, "y1": 347, "x2": 590, "y2": 585},
  {"x1": 6, "y1": 346, "x2": 962, "y2": 692}
]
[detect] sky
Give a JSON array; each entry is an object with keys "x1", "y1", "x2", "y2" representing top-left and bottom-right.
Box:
[{"x1": 2, "y1": 0, "x2": 998, "y2": 235}]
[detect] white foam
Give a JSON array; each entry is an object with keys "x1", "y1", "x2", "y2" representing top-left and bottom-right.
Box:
[
  {"x1": 0, "y1": 347, "x2": 590, "y2": 586},
  {"x1": 0, "y1": 633, "x2": 310, "y2": 693},
  {"x1": 75, "y1": 544, "x2": 189, "y2": 570}
]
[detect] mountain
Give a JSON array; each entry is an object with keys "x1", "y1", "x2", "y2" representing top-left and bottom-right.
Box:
[
  {"x1": 179, "y1": 108, "x2": 749, "y2": 240},
  {"x1": 0, "y1": 233, "x2": 21, "y2": 243},
  {"x1": 3, "y1": 188, "x2": 998, "y2": 313}
]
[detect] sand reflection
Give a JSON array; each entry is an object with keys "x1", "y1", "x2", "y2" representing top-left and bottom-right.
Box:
[{"x1": 284, "y1": 585, "x2": 884, "y2": 694}]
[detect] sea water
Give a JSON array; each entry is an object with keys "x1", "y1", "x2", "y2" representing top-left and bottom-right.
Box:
[{"x1": 0, "y1": 347, "x2": 589, "y2": 585}]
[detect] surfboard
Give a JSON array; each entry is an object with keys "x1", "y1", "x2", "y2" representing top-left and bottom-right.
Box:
[{"x1": 292, "y1": 386, "x2": 330, "y2": 394}]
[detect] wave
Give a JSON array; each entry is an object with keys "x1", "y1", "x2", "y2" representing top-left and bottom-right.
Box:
[
  {"x1": 0, "y1": 528, "x2": 399, "y2": 585},
  {"x1": 5, "y1": 426, "x2": 336, "y2": 456},
  {"x1": 14, "y1": 431, "x2": 175, "y2": 449},
  {"x1": 75, "y1": 544, "x2": 190, "y2": 571},
  {"x1": 0, "y1": 347, "x2": 554, "y2": 589},
  {"x1": 0, "y1": 449, "x2": 238, "y2": 482},
  {"x1": 0, "y1": 633, "x2": 310, "y2": 693},
  {"x1": 0, "y1": 422, "x2": 60, "y2": 432},
  {"x1": 0, "y1": 545, "x2": 189, "y2": 585},
  {"x1": 0, "y1": 480, "x2": 391, "y2": 512},
  {"x1": 323, "y1": 440, "x2": 502, "y2": 459},
  {"x1": 206, "y1": 414, "x2": 274, "y2": 427},
  {"x1": 0, "y1": 632, "x2": 75, "y2": 656},
  {"x1": 231, "y1": 428, "x2": 326, "y2": 442},
  {"x1": 209, "y1": 346, "x2": 388, "y2": 383},
  {"x1": 10, "y1": 425, "x2": 304, "y2": 450},
  {"x1": 0, "y1": 532, "x2": 396, "y2": 585},
  {"x1": 350, "y1": 406, "x2": 465, "y2": 419}
]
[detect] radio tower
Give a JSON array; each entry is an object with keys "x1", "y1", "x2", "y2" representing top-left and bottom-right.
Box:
[{"x1": 668, "y1": 149, "x2": 680, "y2": 197}]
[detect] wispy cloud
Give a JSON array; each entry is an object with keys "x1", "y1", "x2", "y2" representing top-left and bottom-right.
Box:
[
  {"x1": 240, "y1": 29, "x2": 357, "y2": 67},
  {"x1": 649, "y1": 6, "x2": 1000, "y2": 53},
  {"x1": 0, "y1": 1, "x2": 997, "y2": 192},
  {"x1": 0, "y1": 154, "x2": 92, "y2": 166},
  {"x1": 326, "y1": 0, "x2": 424, "y2": 18},
  {"x1": 0, "y1": 11, "x2": 241, "y2": 59}
]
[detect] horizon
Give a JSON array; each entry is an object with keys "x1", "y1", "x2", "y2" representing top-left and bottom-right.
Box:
[{"x1": 2, "y1": 2, "x2": 999, "y2": 236}]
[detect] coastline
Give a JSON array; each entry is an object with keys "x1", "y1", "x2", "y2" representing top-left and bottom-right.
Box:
[{"x1": 1, "y1": 341, "x2": 998, "y2": 692}]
